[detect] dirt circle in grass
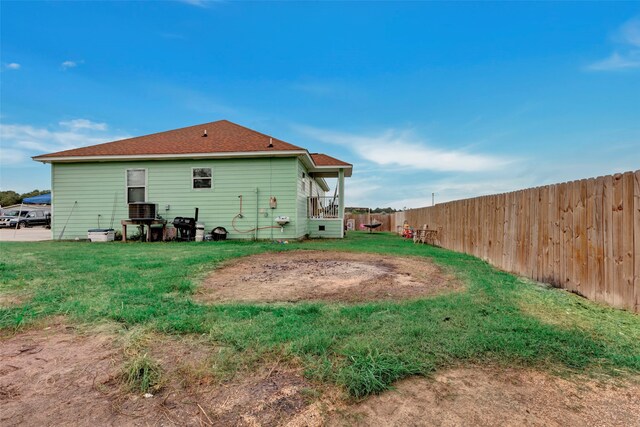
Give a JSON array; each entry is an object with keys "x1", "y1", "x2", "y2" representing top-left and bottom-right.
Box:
[{"x1": 197, "y1": 250, "x2": 460, "y2": 303}]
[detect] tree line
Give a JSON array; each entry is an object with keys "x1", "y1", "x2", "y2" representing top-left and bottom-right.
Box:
[
  {"x1": 0, "y1": 190, "x2": 51, "y2": 207},
  {"x1": 345, "y1": 207, "x2": 400, "y2": 214}
]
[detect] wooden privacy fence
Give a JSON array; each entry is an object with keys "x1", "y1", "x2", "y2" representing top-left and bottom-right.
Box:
[
  {"x1": 398, "y1": 170, "x2": 640, "y2": 313},
  {"x1": 344, "y1": 213, "x2": 396, "y2": 232}
]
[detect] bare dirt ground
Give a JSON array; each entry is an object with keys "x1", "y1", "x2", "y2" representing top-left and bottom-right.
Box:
[
  {"x1": 0, "y1": 321, "x2": 119, "y2": 426},
  {"x1": 328, "y1": 368, "x2": 640, "y2": 427},
  {"x1": 0, "y1": 320, "x2": 329, "y2": 427},
  {"x1": 1, "y1": 320, "x2": 639, "y2": 426},
  {"x1": 198, "y1": 250, "x2": 460, "y2": 303}
]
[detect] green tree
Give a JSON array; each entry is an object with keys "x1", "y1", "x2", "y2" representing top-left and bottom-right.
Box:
[
  {"x1": 0, "y1": 189, "x2": 51, "y2": 207},
  {"x1": 20, "y1": 189, "x2": 50, "y2": 200},
  {"x1": 371, "y1": 207, "x2": 398, "y2": 214},
  {"x1": 0, "y1": 191, "x2": 21, "y2": 207}
]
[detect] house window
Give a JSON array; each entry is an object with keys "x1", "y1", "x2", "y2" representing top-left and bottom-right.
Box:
[
  {"x1": 126, "y1": 169, "x2": 147, "y2": 203},
  {"x1": 192, "y1": 168, "x2": 212, "y2": 189}
]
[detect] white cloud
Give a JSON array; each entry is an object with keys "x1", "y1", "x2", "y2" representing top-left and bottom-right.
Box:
[
  {"x1": 296, "y1": 124, "x2": 521, "y2": 209},
  {"x1": 357, "y1": 173, "x2": 541, "y2": 209},
  {"x1": 177, "y1": 0, "x2": 216, "y2": 7},
  {"x1": 5, "y1": 63, "x2": 21, "y2": 70},
  {"x1": 342, "y1": 177, "x2": 383, "y2": 207},
  {"x1": 296, "y1": 125, "x2": 513, "y2": 172},
  {"x1": 61, "y1": 60, "x2": 82, "y2": 70},
  {"x1": 59, "y1": 118, "x2": 108, "y2": 131},
  {"x1": 0, "y1": 120, "x2": 128, "y2": 166},
  {"x1": 587, "y1": 18, "x2": 640, "y2": 71},
  {"x1": 618, "y1": 17, "x2": 640, "y2": 47},
  {"x1": 0, "y1": 147, "x2": 29, "y2": 164},
  {"x1": 587, "y1": 51, "x2": 640, "y2": 71}
]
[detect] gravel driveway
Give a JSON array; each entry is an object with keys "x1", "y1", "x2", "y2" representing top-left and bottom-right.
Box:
[{"x1": 0, "y1": 227, "x2": 52, "y2": 242}]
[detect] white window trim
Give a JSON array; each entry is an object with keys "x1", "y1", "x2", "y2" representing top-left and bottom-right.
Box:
[
  {"x1": 191, "y1": 167, "x2": 213, "y2": 190},
  {"x1": 125, "y1": 168, "x2": 148, "y2": 203}
]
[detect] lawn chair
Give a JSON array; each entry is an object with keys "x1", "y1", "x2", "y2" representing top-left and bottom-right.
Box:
[
  {"x1": 413, "y1": 224, "x2": 427, "y2": 244},
  {"x1": 414, "y1": 224, "x2": 439, "y2": 246}
]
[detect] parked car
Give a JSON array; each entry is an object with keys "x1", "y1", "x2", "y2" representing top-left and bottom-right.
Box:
[{"x1": 0, "y1": 209, "x2": 51, "y2": 229}]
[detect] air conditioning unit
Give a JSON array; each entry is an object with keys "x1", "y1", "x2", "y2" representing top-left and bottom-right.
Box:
[{"x1": 128, "y1": 203, "x2": 158, "y2": 220}]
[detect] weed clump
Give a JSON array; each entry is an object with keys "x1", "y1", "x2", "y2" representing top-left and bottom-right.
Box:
[
  {"x1": 122, "y1": 353, "x2": 163, "y2": 393},
  {"x1": 338, "y1": 348, "x2": 429, "y2": 398}
]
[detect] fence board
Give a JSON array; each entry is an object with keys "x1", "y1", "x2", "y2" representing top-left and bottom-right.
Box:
[
  {"x1": 622, "y1": 172, "x2": 634, "y2": 311},
  {"x1": 400, "y1": 170, "x2": 639, "y2": 312},
  {"x1": 551, "y1": 184, "x2": 561, "y2": 287},
  {"x1": 586, "y1": 178, "x2": 596, "y2": 301},
  {"x1": 560, "y1": 184, "x2": 569, "y2": 290},
  {"x1": 538, "y1": 187, "x2": 547, "y2": 282},
  {"x1": 612, "y1": 174, "x2": 625, "y2": 308},
  {"x1": 603, "y1": 175, "x2": 614, "y2": 304},
  {"x1": 344, "y1": 213, "x2": 394, "y2": 232},
  {"x1": 594, "y1": 177, "x2": 605, "y2": 302},
  {"x1": 634, "y1": 171, "x2": 640, "y2": 313},
  {"x1": 576, "y1": 179, "x2": 588, "y2": 296},
  {"x1": 530, "y1": 189, "x2": 538, "y2": 279},
  {"x1": 569, "y1": 181, "x2": 576, "y2": 291}
]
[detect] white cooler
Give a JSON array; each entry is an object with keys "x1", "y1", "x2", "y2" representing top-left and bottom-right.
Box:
[{"x1": 88, "y1": 228, "x2": 115, "y2": 242}]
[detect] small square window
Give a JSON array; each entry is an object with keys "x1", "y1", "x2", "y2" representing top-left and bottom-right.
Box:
[
  {"x1": 192, "y1": 168, "x2": 212, "y2": 189},
  {"x1": 319, "y1": 225, "x2": 325, "y2": 231}
]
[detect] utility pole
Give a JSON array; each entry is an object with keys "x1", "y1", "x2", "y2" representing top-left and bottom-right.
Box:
[{"x1": 432, "y1": 192, "x2": 435, "y2": 206}]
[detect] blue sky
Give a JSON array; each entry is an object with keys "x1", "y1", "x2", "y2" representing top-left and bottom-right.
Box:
[{"x1": 1, "y1": 1, "x2": 639, "y2": 208}]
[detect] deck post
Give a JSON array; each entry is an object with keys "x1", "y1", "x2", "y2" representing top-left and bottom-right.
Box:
[{"x1": 338, "y1": 168, "x2": 345, "y2": 238}]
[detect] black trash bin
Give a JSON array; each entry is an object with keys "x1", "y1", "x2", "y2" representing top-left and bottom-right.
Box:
[{"x1": 212, "y1": 226, "x2": 228, "y2": 241}]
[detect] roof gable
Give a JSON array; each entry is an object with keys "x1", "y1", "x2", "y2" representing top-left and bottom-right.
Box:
[{"x1": 310, "y1": 153, "x2": 352, "y2": 167}]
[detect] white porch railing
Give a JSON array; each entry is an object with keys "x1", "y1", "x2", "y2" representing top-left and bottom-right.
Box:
[{"x1": 308, "y1": 196, "x2": 340, "y2": 218}]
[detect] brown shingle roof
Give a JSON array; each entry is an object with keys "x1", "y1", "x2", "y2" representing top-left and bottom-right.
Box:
[
  {"x1": 310, "y1": 153, "x2": 352, "y2": 167},
  {"x1": 35, "y1": 120, "x2": 305, "y2": 159}
]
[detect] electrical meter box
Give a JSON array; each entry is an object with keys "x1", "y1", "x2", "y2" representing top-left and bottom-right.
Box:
[{"x1": 269, "y1": 196, "x2": 277, "y2": 209}]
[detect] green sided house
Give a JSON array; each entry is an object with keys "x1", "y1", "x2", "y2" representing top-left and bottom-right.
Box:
[{"x1": 32, "y1": 120, "x2": 352, "y2": 240}]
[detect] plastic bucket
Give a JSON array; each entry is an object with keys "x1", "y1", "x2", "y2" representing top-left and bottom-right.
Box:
[{"x1": 195, "y1": 222, "x2": 205, "y2": 242}]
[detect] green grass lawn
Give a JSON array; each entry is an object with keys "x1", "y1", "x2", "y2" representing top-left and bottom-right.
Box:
[{"x1": 1, "y1": 232, "x2": 638, "y2": 398}]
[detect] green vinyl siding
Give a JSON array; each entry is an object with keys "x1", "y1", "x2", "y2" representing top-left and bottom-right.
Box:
[
  {"x1": 51, "y1": 157, "x2": 301, "y2": 240},
  {"x1": 295, "y1": 160, "x2": 309, "y2": 237},
  {"x1": 294, "y1": 159, "x2": 330, "y2": 237},
  {"x1": 294, "y1": 159, "x2": 342, "y2": 238},
  {"x1": 307, "y1": 219, "x2": 343, "y2": 238}
]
